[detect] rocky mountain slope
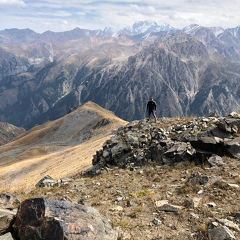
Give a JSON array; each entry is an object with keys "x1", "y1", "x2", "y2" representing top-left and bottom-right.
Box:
[
  {"x1": 0, "y1": 22, "x2": 240, "y2": 129},
  {"x1": 0, "y1": 101, "x2": 127, "y2": 191},
  {"x1": 2, "y1": 113, "x2": 240, "y2": 239}
]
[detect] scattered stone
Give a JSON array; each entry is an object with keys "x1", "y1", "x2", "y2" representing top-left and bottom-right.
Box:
[
  {"x1": 227, "y1": 183, "x2": 240, "y2": 188},
  {"x1": 190, "y1": 213, "x2": 200, "y2": 219},
  {"x1": 217, "y1": 219, "x2": 240, "y2": 231},
  {"x1": 184, "y1": 199, "x2": 194, "y2": 209},
  {"x1": 127, "y1": 200, "x2": 136, "y2": 207},
  {"x1": 0, "y1": 193, "x2": 20, "y2": 210},
  {"x1": 35, "y1": 175, "x2": 56, "y2": 188},
  {"x1": 208, "y1": 155, "x2": 224, "y2": 167},
  {"x1": 109, "y1": 206, "x2": 124, "y2": 212},
  {"x1": 211, "y1": 222, "x2": 219, "y2": 228},
  {"x1": 235, "y1": 212, "x2": 240, "y2": 219},
  {"x1": 155, "y1": 200, "x2": 168, "y2": 207},
  {"x1": 13, "y1": 198, "x2": 118, "y2": 240},
  {"x1": 186, "y1": 172, "x2": 206, "y2": 186},
  {"x1": 116, "y1": 197, "x2": 125, "y2": 202},
  {"x1": 114, "y1": 227, "x2": 131, "y2": 240},
  {"x1": 152, "y1": 218, "x2": 162, "y2": 225},
  {"x1": 186, "y1": 172, "x2": 222, "y2": 187},
  {"x1": 184, "y1": 197, "x2": 201, "y2": 209},
  {"x1": 158, "y1": 204, "x2": 183, "y2": 212},
  {"x1": 205, "y1": 202, "x2": 217, "y2": 208},
  {"x1": 197, "y1": 189, "x2": 204, "y2": 194},
  {"x1": 229, "y1": 112, "x2": 240, "y2": 118},
  {"x1": 0, "y1": 208, "x2": 15, "y2": 235},
  {"x1": 208, "y1": 226, "x2": 235, "y2": 240}
]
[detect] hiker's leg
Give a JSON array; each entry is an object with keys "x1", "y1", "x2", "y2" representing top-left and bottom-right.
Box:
[{"x1": 148, "y1": 110, "x2": 151, "y2": 120}]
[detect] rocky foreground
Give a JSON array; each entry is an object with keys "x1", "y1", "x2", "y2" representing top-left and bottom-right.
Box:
[{"x1": 2, "y1": 114, "x2": 240, "y2": 239}]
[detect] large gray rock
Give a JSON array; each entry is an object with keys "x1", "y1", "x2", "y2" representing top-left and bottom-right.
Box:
[
  {"x1": 164, "y1": 142, "x2": 196, "y2": 162},
  {"x1": 224, "y1": 137, "x2": 240, "y2": 158},
  {"x1": 208, "y1": 226, "x2": 235, "y2": 240},
  {"x1": 188, "y1": 127, "x2": 225, "y2": 155},
  {"x1": 208, "y1": 155, "x2": 224, "y2": 167},
  {"x1": 217, "y1": 117, "x2": 240, "y2": 134},
  {"x1": 0, "y1": 208, "x2": 15, "y2": 235},
  {"x1": 0, "y1": 193, "x2": 20, "y2": 210},
  {"x1": 0, "y1": 233, "x2": 14, "y2": 240},
  {"x1": 186, "y1": 172, "x2": 222, "y2": 187},
  {"x1": 35, "y1": 175, "x2": 57, "y2": 188},
  {"x1": 13, "y1": 198, "x2": 118, "y2": 240}
]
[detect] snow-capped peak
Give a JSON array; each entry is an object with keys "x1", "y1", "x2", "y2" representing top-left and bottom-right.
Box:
[
  {"x1": 209, "y1": 26, "x2": 225, "y2": 36},
  {"x1": 114, "y1": 21, "x2": 175, "y2": 37},
  {"x1": 183, "y1": 24, "x2": 201, "y2": 34},
  {"x1": 130, "y1": 20, "x2": 158, "y2": 34}
]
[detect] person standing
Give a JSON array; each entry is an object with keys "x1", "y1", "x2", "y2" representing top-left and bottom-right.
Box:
[{"x1": 147, "y1": 97, "x2": 157, "y2": 122}]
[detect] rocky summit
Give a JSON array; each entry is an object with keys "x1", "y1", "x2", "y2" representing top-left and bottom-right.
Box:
[
  {"x1": 3, "y1": 114, "x2": 240, "y2": 239},
  {"x1": 91, "y1": 112, "x2": 240, "y2": 173}
]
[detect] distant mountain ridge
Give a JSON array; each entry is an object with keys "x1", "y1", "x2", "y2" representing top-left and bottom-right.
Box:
[
  {"x1": 0, "y1": 21, "x2": 176, "y2": 45},
  {"x1": 0, "y1": 21, "x2": 240, "y2": 129}
]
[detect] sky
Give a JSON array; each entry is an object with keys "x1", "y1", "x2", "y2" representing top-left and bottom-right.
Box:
[{"x1": 0, "y1": 0, "x2": 240, "y2": 33}]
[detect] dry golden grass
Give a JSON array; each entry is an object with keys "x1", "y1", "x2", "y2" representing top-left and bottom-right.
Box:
[
  {"x1": 15, "y1": 154, "x2": 240, "y2": 240},
  {"x1": 0, "y1": 101, "x2": 127, "y2": 192}
]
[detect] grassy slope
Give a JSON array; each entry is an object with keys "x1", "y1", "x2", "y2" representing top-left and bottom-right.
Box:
[{"x1": 0, "y1": 101, "x2": 127, "y2": 191}]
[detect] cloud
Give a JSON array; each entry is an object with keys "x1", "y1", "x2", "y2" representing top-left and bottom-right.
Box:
[
  {"x1": 129, "y1": 4, "x2": 156, "y2": 15},
  {"x1": 36, "y1": 11, "x2": 72, "y2": 17},
  {"x1": 0, "y1": 0, "x2": 240, "y2": 32},
  {"x1": 0, "y1": 0, "x2": 26, "y2": 7}
]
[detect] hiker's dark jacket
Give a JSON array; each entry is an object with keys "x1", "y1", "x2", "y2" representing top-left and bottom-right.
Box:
[{"x1": 147, "y1": 100, "x2": 157, "y2": 111}]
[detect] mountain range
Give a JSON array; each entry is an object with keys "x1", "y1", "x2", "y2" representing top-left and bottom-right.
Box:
[{"x1": 0, "y1": 21, "x2": 240, "y2": 129}]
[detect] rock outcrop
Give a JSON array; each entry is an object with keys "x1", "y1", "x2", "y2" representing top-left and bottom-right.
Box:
[
  {"x1": 13, "y1": 198, "x2": 118, "y2": 240},
  {"x1": 91, "y1": 114, "x2": 240, "y2": 172}
]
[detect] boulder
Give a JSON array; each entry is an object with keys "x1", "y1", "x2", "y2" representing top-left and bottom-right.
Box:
[
  {"x1": 164, "y1": 142, "x2": 196, "y2": 162},
  {"x1": 35, "y1": 175, "x2": 56, "y2": 188},
  {"x1": 216, "y1": 119, "x2": 238, "y2": 133},
  {"x1": 188, "y1": 128, "x2": 225, "y2": 155},
  {"x1": 224, "y1": 137, "x2": 240, "y2": 158},
  {"x1": 186, "y1": 172, "x2": 222, "y2": 187},
  {"x1": 217, "y1": 219, "x2": 240, "y2": 231},
  {"x1": 208, "y1": 226, "x2": 235, "y2": 240},
  {"x1": 0, "y1": 193, "x2": 20, "y2": 210},
  {"x1": 0, "y1": 233, "x2": 14, "y2": 240},
  {"x1": 0, "y1": 208, "x2": 15, "y2": 235},
  {"x1": 207, "y1": 155, "x2": 224, "y2": 167},
  {"x1": 219, "y1": 116, "x2": 240, "y2": 133},
  {"x1": 13, "y1": 198, "x2": 118, "y2": 240}
]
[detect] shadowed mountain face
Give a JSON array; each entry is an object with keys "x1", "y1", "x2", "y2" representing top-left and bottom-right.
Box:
[{"x1": 0, "y1": 25, "x2": 240, "y2": 128}]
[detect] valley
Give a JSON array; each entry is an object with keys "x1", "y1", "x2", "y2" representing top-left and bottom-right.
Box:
[{"x1": 0, "y1": 21, "x2": 240, "y2": 129}]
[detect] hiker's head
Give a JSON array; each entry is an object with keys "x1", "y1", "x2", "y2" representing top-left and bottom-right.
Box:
[{"x1": 150, "y1": 97, "x2": 153, "y2": 101}]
